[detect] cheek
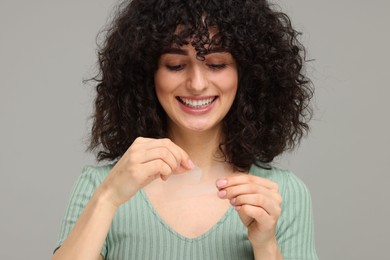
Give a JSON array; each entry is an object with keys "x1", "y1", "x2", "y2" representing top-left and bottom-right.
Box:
[
  {"x1": 219, "y1": 70, "x2": 238, "y2": 94},
  {"x1": 154, "y1": 72, "x2": 180, "y2": 113},
  {"x1": 155, "y1": 86, "x2": 168, "y2": 109},
  {"x1": 154, "y1": 69, "x2": 180, "y2": 93},
  {"x1": 154, "y1": 73, "x2": 166, "y2": 107},
  {"x1": 154, "y1": 70, "x2": 169, "y2": 93}
]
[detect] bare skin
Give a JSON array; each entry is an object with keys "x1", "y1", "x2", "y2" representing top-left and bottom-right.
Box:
[{"x1": 143, "y1": 159, "x2": 235, "y2": 238}]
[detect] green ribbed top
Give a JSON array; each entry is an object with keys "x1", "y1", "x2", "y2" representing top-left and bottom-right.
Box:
[{"x1": 55, "y1": 164, "x2": 318, "y2": 260}]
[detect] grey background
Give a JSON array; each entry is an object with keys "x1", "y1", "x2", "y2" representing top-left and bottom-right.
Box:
[{"x1": 1, "y1": 0, "x2": 389, "y2": 259}]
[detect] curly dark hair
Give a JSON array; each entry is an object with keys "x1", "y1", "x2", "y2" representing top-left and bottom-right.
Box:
[{"x1": 88, "y1": 0, "x2": 313, "y2": 171}]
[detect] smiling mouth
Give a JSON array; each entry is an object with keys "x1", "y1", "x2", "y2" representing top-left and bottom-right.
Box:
[{"x1": 176, "y1": 96, "x2": 218, "y2": 109}]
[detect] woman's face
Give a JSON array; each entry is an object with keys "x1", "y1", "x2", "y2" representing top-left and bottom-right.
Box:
[{"x1": 154, "y1": 43, "x2": 238, "y2": 133}]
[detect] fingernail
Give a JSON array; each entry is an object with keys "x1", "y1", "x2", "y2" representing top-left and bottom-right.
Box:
[
  {"x1": 230, "y1": 198, "x2": 236, "y2": 205},
  {"x1": 218, "y1": 190, "x2": 227, "y2": 198},
  {"x1": 216, "y1": 179, "x2": 227, "y2": 188},
  {"x1": 235, "y1": 206, "x2": 241, "y2": 211},
  {"x1": 187, "y1": 160, "x2": 195, "y2": 169}
]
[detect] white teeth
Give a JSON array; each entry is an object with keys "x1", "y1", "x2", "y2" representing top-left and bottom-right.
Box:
[{"x1": 178, "y1": 97, "x2": 215, "y2": 108}]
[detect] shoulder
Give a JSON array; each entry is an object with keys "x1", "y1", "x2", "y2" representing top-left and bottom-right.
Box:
[
  {"x1": 82, "y1": 164, "x2": 114, "y2": 177},
  {"x1": 64, "y1": 164, "x2": 115, "y2": 205},
  {"x1": 75, "y1": 164, "x2": 114, "y2": 188},
  {"x1": 250, "y1": 164, "x2": 317, "y2": 259},
  {"x1": 249, "y1": 164, "x2": 311, "y2": 199}
]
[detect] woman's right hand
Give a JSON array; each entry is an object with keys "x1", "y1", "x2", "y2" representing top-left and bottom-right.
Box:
[{"x1": 97, "y1": 137, "x2": 194, "y2": 207}]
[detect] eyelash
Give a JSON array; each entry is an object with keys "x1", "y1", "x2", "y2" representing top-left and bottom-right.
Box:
[
  {"x1": 207, "y1": 64, "x2": 226, "y2": 70},
  {"x1": 166, "y1": 64, "x2": 226, "y2": 71},
  {"x1": 166, "y1": 65, "x2": 185, "y2": 71}
]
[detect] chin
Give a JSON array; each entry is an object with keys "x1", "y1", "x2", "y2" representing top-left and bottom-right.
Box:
[
  {"x1": 184, "y1": 121, "x2": 219, "y2": 133},
  {"x1": 171, "y1": 117, "x2": 220, "y2": 133},
  {"x1": 185, "y1": 125, "x2": 209, "y2": 132}
]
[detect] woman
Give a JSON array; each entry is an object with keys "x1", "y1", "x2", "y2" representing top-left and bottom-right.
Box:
[{"x1": 53, "y1": 0, "x2": 318, "y2": 259}]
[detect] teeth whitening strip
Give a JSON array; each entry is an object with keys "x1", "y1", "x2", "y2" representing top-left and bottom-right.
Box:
[
  {"x1": 166, "y1": 165, "x2": 202, "y2": 185},
  {"x1": 163, "y1": 165, "x2": 225, "y2": 199}
]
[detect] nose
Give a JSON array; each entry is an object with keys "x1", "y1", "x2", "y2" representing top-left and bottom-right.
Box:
[{"x1": 186, "y1": 66, "x2": 208, "y2": 93}]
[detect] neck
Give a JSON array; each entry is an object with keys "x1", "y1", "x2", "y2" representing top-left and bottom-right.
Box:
[{"x1": 167, "y1": 125, "x2": 225, "y2": 169}]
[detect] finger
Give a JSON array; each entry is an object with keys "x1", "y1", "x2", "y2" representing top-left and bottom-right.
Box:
[
  {"x1": 157, "y1": 138, "x2": 194, "y2": 170},
  {"x1": 217, "y1": 183, "x2": 273, "y2": 200},
  {"x1": 160, "y1": 174, "x2": 170, "y2": 181},
  {"x1": 236, "y1": 204, "x2": 274, "y2": 228},
  {"x1": 216, "y1": 175, "x2": 279, "y2": 191},
  {"x1": 172, "y1": 165, "x2": 190, "y2": 174},
  {"x1": 143, "y1": 159, "x2": 173, "y2": 179},
  {"x1": 230, "y1": 194, "x2": 281, "y2": 217},
  {"x1": 141, "y1": 146, "x2": 179, "y2": 172},
  {"x1": 143, "y1": 138, "x2": 193, "y2": 170},
  {"x1": 132, "y1": 136, "x2": 151, "y2": 144}
]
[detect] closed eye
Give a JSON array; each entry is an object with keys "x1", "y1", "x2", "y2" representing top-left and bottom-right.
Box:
[
  {"x1": 166, "y1": 64, "x2": 185, "y2": 71},
  {"x1": 207, "y1": 64, "x2": 226, "y2": 70}
]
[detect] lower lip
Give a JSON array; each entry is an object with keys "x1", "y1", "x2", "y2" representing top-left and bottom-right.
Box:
[{"x1": 177, "y1": 98, "x2": 217, "y2": 115}]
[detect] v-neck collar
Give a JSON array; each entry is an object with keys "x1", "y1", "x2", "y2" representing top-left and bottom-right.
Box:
[{"x1": 139, "y1": 189, "x2": 234, "y2": 242}]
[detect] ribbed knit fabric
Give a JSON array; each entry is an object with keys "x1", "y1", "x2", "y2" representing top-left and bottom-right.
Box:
[{"x1": 55, "y1": 164, "x2": 318, "y2": 260}]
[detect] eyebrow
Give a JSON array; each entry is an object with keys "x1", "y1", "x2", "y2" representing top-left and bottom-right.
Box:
[
  {"x1": 161, "y1": 46, "x2": 229, "y2": 56},
  {"x1": 161, "y1": 48, "x2": 188, "y2": 55}
]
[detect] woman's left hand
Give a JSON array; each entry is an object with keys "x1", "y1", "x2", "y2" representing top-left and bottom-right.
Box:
[{"x1": 216, "y1": 175, "x2": 282, "y2": 249}]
